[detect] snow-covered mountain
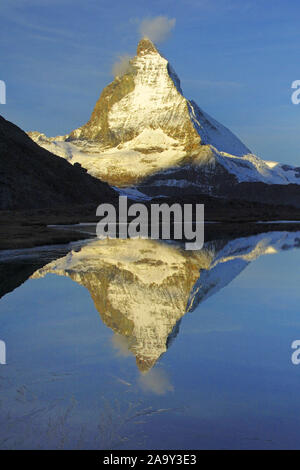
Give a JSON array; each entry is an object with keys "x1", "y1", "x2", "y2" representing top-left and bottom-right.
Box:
[
  {"x1": 31, "y1": 231, "x2": 300, "y2": 372},
  {"x1": 29, "y1": 38, "x2": 300, "y2": 200}
]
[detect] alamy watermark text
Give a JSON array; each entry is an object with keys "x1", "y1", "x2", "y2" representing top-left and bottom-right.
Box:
[
  {"x1": 96, "y1": 196, "x2": 204, "y2": 250},
  {"x1": 0, "y1": 340, "x2": 6, "y2": 365},
  {"x1": 291, "y1": 80, "x2": 300, "y2": 105},
  {"x1": 0, "y1": 80, "x2": 6, "y2": 104}
]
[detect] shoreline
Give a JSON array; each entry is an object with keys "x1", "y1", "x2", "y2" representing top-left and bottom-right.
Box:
[
  {"x1": 1, "y1": 197, "x2": 300, "y2": 250},
  {"x1": 1, "y1": 219, "x2": 300, "y2": 251}
]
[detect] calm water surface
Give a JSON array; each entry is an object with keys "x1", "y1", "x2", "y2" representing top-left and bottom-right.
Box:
[{"x1": 0, "y1": 230, "x2": 300, "y2": 449}]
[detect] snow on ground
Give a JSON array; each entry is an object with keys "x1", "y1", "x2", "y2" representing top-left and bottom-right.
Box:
[
  {"x1": 113, "y1": 186, "x2": 153, "y2": 201},
  {"x1": 216, "y1": 150, "x2": 292, "y2": 184},
  {"x1": 30, "y1": 130, "x2": 187, "y2": 186},
  {"x1": 29, "y1": 129, "x2": 300, "y2": 188}
]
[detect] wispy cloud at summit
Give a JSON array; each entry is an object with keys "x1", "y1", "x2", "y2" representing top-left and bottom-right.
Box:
[
  {"x1": 112, "y1": 54, "x2": 133, "y2": 78},
  {"x1": 139, "y1": 16, "x2": 176, "y2": 44},
  {"x1": 111, "y1": 16, "x2": 176, "y2": 77}
]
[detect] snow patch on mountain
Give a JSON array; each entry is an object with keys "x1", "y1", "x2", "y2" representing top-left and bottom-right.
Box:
[{"x1": 28, "y1": 129, "x2": 300, "y2": 188}]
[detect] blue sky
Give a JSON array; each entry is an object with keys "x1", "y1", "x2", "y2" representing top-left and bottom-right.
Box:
[{"x1": 1, "y1": 0, "x2": 300, "y2": 164}]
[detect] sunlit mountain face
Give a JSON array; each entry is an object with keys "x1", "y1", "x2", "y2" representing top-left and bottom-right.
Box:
[
  {"x1": 29, "y1": 231, "x2": 300, "y2": 372},
  {"x1": 28, "y1": 38, "x2": 300, "y2": 209}
]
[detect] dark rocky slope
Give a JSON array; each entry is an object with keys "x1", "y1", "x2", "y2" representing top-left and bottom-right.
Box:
[{"x1": 0, "y1": 115, "x2": 116, "y2": 210}]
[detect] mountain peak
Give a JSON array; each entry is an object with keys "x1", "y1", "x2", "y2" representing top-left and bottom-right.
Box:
[{"x1": 137, "y1": 37, "x2": 158, "y2": 56}]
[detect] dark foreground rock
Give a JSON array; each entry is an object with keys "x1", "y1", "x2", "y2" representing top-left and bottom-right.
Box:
[{"x1": 0, "y1": 115, "x2": 117, "y2": 210}]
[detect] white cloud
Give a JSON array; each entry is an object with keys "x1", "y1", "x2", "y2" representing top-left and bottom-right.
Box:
[
  {"x1": 139, "y1": 16, "x2": 176, "y2": 44},
  {"x1": 112, "y1": 55, "x2": 133, "y2": 78},
  {"x1": 111, "y1": 333, "x2": 132, "y2": 357},
  {"x1": 138, "y1": 368, "x2": 174, "y2": 395}
]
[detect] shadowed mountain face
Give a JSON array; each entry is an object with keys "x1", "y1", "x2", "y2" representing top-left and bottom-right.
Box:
[
  {"x1": 30, "y1": 231, "x2": 300, "y2": 372},
  {"x1": 0, "y1": 115, "x2": 115, "y2": 210}
]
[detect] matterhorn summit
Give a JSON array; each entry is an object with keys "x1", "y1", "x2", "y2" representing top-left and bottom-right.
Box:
[
  {"x1": 29, "y1": 38, "x2": 300, "y2": 202},
  {"x1": 67, "y1": 38, "x2": 248, "y2": 157}
]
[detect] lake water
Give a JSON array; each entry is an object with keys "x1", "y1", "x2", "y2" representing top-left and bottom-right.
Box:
[{"x1": 0, "y1": 230, "x2": 300, "y2": 449}]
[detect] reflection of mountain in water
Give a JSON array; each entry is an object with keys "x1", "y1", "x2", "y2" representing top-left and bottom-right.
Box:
[{"x1": 31, "y1": 232, "x2": 300, "y2": 371}]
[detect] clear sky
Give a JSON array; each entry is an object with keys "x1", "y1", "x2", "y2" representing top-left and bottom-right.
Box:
[{"x1": 1, "y1": 0, "x2": 300, "y2": 165}]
